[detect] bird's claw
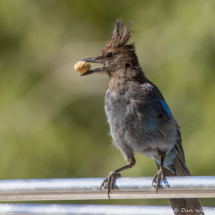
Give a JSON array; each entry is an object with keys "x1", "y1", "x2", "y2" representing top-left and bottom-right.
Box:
[
  {"x1": 100, "y1": 170, "x2": 121, "y2": 199},
  {"x1": 152, "y1": 166, "x2": 167, "y2": 193}
]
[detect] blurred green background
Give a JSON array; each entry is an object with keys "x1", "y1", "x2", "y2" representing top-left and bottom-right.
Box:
[{"x1": 0, "y1": 0, "x2": 215, "y2": 207}]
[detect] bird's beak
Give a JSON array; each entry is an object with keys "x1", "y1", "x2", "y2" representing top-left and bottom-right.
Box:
[{"x1": 79, "y1": 57, "x2": 103, "y2": 76}]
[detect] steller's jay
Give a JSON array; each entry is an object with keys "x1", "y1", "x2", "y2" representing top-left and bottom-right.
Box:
[{"x1": 79, "y1": 19, "x2": 204, "y2": 215}]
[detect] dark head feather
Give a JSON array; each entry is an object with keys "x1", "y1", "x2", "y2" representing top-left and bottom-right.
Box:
[{"x1": 103, "y1": 19, "x2": 135, "y2": 50}]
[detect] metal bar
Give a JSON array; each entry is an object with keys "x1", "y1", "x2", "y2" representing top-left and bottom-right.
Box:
[
  {"x1": 0, "y1": 204, "x2": 214, "y2": 215},
  {"x1": 0, "y1": 176, "x2": 215, "y2": 201}
]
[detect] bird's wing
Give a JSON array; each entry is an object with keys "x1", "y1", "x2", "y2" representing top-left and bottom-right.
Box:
[
  {"x1": 143, "y1": 83, "x2": 203, "y2": 213},
  {"x1": 142, "y1": 83, "x2": 172, "y2": 118},
  {"x1": 151, "y1": 97, "x2": 172, "y2": 117},
  {"x1": 143, "y1": 83, "x2": 187, "y2": 166},
  {"x1": 175, "y1": 129, "x2": 186, "y2": 163}
]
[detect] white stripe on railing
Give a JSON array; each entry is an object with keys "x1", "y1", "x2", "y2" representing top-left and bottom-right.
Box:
[{"x1": 0, "y1": 204, "x2": 213, "y2": 215}]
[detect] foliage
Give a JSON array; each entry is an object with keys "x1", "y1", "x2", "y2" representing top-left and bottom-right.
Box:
[{"x1": 0, "y1": 0, "x2": 215, "y2": 206}]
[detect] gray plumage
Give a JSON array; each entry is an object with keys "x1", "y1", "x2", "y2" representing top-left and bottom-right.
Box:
[
  {"x1": 80, "y1": 19, "x2": 204, "y2": 215},
  {"x1": 105, "y1": 80, "x2": 177, "y2": 173}
]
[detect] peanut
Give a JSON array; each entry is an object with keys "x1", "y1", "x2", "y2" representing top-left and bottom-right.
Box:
[{"x1": 74, "y1": 61, "x2": 91, "y2": 74}]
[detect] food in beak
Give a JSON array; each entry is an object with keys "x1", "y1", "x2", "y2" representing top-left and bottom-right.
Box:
[{"x1": 74, "y1": 61, "x2": 91, "y2": 74}]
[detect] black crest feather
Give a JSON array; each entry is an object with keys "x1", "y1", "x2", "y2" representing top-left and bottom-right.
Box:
[{"x1": 104, "y1": 19, "x2": 135, "y2": 50}]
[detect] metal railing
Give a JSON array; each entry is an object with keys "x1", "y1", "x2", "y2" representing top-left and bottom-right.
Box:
[
  {"x1": 0, "y1": 176, "x2": 215, "y2": 201},
  {"x1": 0, "y1": 176, "x2": 214, "y2": 214}
]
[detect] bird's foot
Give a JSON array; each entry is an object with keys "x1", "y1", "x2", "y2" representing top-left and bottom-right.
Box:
[
  {"x1": 100, "y1": 170, "x2": 121, "y2": 199},
  {"x1": 152, "y1": 166, "x2": 167, "y2": 193}
]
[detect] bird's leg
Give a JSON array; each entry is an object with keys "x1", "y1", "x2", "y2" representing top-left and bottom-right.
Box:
[
  {"x1": 152, "y1": 150, "x2": 167, "y2": 193},
  {"x1": 100, "y1": 156, "x2": 136, "y2": 199}
]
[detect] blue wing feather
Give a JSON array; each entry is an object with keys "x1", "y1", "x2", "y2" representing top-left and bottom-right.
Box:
[
  {"x1": 144, "y1": 83, "x2": 172, "y2": 117},
  {"x1": 152, "y1": 98, "x2": 172, "y2": 117}
]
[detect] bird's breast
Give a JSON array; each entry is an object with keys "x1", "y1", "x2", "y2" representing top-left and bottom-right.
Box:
[
  {"x1": 104, "y1": 85, "x2": 176, "y2": 156},
  {"x1": 104, "y1": 85, "x2": 151, "y2": 134},
  {"x1": 104, "y1": 86, "x2": 148, "y2": 149}
]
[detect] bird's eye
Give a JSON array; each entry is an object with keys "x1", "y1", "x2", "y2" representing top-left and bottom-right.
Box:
[{"x1": 107, "y1": 53, "x2": 113, "y2": 58}]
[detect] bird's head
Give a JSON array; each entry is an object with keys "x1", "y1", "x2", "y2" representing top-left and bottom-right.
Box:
[{"x1": 79, "y1": 19, "x2": 140, "y2": 77}]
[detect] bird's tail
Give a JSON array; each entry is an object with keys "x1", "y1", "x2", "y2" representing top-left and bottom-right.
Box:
[{"x1": 162, "y1": 153, "x2": 204, "y2": 215}]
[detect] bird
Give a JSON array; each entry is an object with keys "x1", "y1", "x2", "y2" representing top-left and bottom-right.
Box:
[{"x1": 79, "y1": 19, "x2": 204, "y2": 215}]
